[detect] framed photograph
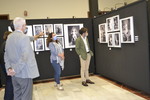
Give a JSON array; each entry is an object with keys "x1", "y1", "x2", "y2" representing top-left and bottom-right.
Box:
[
  {"x1": 34, "y1": 38, "x2": 44, "y2": 51},
  {"x1": 44, "y1": 38, "x2": 49, "y2": 50},
  {"x1": 114, "y1": 32, "x2": 121, "y2": 48},
  {"x1": 44, "y1": 24, "x2": 53, "y2": 37},
  {"x1": 99, "y1": 23, "x2": 107, "y2": 43},
  {"x1": 108, "y1": 33, "x2": 114, "y2": 47},
  {"x1": 25, "y1": 25, "x2": 34, "y2": 50},
  {"x1": 54, "y1": 24, "x2": 63, "y2": 36},
  {"x1": 120, "y1": 16, "x2": 134, "y2": 43},
  {"x1": 64, "y1": 24, "x2": 83, "y2": 48},
  {"x1": 33, "y1": 25, "x2": 43, "y2": 37},
  {"x1": 25, "y1": 25, "x2": 33, "y2": 36},
  {"x1": 57, "y1": 37, "x2": 65, "y2": 49},
  {"x1": 106, "y1": 17, "x2": 114, "y2": 32},
  {"x1": 8, "y1": 26, "x2": 13, "y2": 32},
  {"x1": 113, "y1": 15, "x2": 120, "y2": 31}
]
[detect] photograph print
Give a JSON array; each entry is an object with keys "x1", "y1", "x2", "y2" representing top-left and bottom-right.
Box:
[
  {"x1": 25, "y1": 25, "x2": 33, "y2": 36},
  {"x1": 108, "y1": 33, "x2": 114, "y2": 47},
  {"x1": 25, "y1": 25, "x2": 34, "y2": 50},
  {"x1": 33, "y1": 24, "x2": 43, "y2": 37},
  {"x1": 99, "y1": 23, "x2": 107, "y2": 43},
  {"x1": 120, "y1": 16, "x2": 134, "y2": 43},
  {"x1": 8, "y1": 26, "x2": 13, "y2": 32},
  {"x1": 34, "y1": 38, "x2": 44, "y2": 51},
  {"x1": 113, "y1": 15, "x2": 120, "y2": 31},
  {"x1": 44, "y1": 24, "x2": 53, "y2": 37},
  {"x1": 114, "y1": 32, "x2": 121, "y2": 48},
  {"x1": 106, "y1": 17, "x2": 114, "y2": 32},
  {"x1": 57, "y1": 37, "x2": 65, "y2": 49},
  {"x1": 54, "y1": 24, "x2": 63, "y2": 36},
  {"x1": 44, "y1": 38, "x2": 49, "y2": 50},
  {"x1": 64, "y1": 24, "x2": 83, "y2": 48}
]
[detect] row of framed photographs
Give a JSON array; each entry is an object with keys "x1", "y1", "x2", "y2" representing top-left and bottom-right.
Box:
[
  {"x1": 30, "y1": 37, "x2": 64, "y2": 51},
  {"x1": 8, "y1": 23, "x2": 84, "y2": 50},
  {"x1": 99, "y1": 16, "x2": 134, "y2": 45},
  {"x1": 8, "y1": 24, "x2": 64, "y2": 37}
]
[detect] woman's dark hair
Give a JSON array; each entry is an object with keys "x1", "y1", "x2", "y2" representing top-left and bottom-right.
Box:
[
  {"x1": 3, "y1": 31, "x2": 12, "y2": 40},
  {"x1": 46, "y1": 32, "x2": 58, "y2": 47},
  {"x1": 79, "y1": 27, "x2": 88, "y2": 35}
]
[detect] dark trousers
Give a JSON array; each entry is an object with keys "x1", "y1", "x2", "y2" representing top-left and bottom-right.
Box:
[
  {"x1": 0, "y1": 64, "x2": 14, "y2": 100},
  {"x1": 51, "y1": 60, "x2": 61, "y2": 84},
  {"x1": 12, "y1": 77, "x2": 33, "y2": 100}
]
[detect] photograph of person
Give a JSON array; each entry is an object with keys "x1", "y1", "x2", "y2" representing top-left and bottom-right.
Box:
[
  {"x1": 99, "y1": 23, "x2": 107, "y2": 43},
  {"x1": 64, "y1": 24, "x2": 83, "y2": 48},
  {"x1": 44, "y1": 24, "x2": 53, "y2": 37},
  {"x1": 34, "y1": 38, "x2": 44, "y2": 51},
  {"x1": 33, "y1": 25, "x2": 43, "y2": 37},
  {"x1": 108, "y1": 33, "x2": 114, "y2": 47},
  {"x1": 120, "y1": 16, "x2": 134, "y2": 43},
  {"x1": 54, "y1": 24, "x2": 63, "y2": 36},
  {"x1": 106, "y1": 17, "x2": 114, "y2": 32},
  {"x1": 114, "y1": 32, "x2": 121, "y2": 48},
  {"x1": 113, "y1": 15, "x2": 120, "y2": 31}
]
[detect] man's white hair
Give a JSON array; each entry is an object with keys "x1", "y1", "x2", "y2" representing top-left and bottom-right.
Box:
[{"x1": 13, "y1": 17, "x2": 26, "y2": 30}]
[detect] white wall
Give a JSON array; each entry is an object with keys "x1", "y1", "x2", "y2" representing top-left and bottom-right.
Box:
[
  {"x1": 98, "y1": 0, "x2": 138, "y2": 11},
  {"x1": 0, "y1": 0, "x2": 89, "y2": 19},
  {"x1": 0, "y1": 0, "x2": 139, "y2": 19}
]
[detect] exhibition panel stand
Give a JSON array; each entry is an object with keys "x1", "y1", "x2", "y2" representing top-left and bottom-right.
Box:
[
  {"x1": 0, "y1": 18, "x2": 95, "y2": 83},
  {"x1": 93, "y1": 0, "x2": 150, "y2": 94}
]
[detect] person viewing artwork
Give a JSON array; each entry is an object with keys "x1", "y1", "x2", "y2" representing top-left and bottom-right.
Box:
[
  {"x1": 47, "y1": 32, "x2": 64, "y2": 91},
  {"x1": 4, "y1": 17, "x2": 40, "y2": 100},
  {"x1": 75, "y1": 27, "x2": 95, "y2": 86},
  {"x1": 0, "y1": 31, "x2": 14, "y2": 100}
]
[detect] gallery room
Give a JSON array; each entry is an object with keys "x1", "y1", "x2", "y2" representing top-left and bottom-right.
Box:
[{"x1": 0, "y1": 0, "x2": 150, "y2": 100}]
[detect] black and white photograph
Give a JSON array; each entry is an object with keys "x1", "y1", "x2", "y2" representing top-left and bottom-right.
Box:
[
  {"x1": 44, "y1": 38, "x2": 49, "y2": 50},
  {"x1": 33, "y1": 24, "x2": 43, "y2": 37},
  {"x1": 34, "y1": 38, "x2": 44, "y2": 51},
  {"x1": 108, "y1": 33, "x2": 114, "y2": 47},
  {"x1": 54, "y1": 24, "x2": 63, "y2": 36},
  {"x1": 25, "y1": 25, "x2": 34, "y2": 50},
  {"x1": 57, "y1": 37, "x2": 65, "y2": 49},
  {"x1": 120, "y1": 16, "x2": 134, "y2": 43},
  {"x1": 114, "y1": 32, "x2": 121, "y2": 48},
  {"x1": 44, "y1": 24, "x2": 53, "y2": 37},
  {"x1": 64, "y1": 24, "x2": 83, "y2": 48},
  {"x1": 8, "y1": 26, "x2": 13, "y2": 32},
  {"x1": 106, "y1": 17, "x2": 114, "y2": 32},
  {"x1": 113, "y1": 15, "x2": 120, "y2": 31},
  {"x1": 99, "y1": 23, "x2": 107, "y2": 43},
  {"x1": 25, "y1": 25, "x2": 33, "y2": 36}
]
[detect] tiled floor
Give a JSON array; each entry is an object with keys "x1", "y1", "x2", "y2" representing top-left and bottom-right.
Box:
[{"x1": 0, "y1": 75, "x2": 147, "y2": 100}]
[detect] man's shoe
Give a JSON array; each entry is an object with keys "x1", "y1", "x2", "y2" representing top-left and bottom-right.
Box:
[
  {"x1": 82, "y1": 81, "x2": 88, "y2": 86},
  {"x1": 86, "y1": 80, "x2": 95, "y2": 84}
]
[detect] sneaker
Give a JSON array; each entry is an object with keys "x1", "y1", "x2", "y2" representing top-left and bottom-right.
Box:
[
  {"x1": 54, "y1": 82, "x2": 63, "y2": 87},
  {"x1": 57, "y1": 84, "x2": 64, "y2": 91}
]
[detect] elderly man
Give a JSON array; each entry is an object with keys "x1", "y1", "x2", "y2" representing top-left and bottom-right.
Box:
[{"x1": 4, "y1": 17, "x2": 40, "y2": 100}]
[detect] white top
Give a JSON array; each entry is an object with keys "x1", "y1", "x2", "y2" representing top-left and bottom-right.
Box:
[{"x1": 81, "y1": 36, "x2": 90, "y2": 52}]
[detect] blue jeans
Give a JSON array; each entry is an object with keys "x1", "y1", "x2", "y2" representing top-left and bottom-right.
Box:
[
  {"x1": 51, "y1": 60, "x2": 61, "y2": 84},
  {"x1": 0, "y1": 64, "x2": 14, "y2": 100}
]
